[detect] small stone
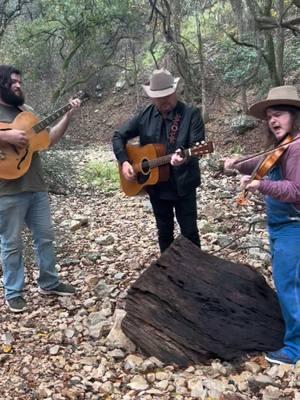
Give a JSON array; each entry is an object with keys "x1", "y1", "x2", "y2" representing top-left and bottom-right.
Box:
[
  {"x1": 187, "y1": 377, "x2": 205, "y2": 398},
  {"x1": 261, "y1": 385, "x2": 285, "y2": 400},
  {"x1": 108, "y1": 348, "x2": 125, "y2": 359},
  {"x1": 100, "y1": 381, "x2": 113, "y2": 394},
  {"x1": 85, "y1": 274, "x2": 100, "y2": 288},
  {"x1": 1, "y1": 332, "x2": 14, "y2": 345},
  {"x1": 155, "y1": 371, "x2": 171, "y2": 381},
  {"x1": 64, "y1": 329, "x2": 75, "y2": 339},
  {"x1": 154, "y1": 379, "x2": 169, "y2": 390},
  {"x1": 124, "y1": 354, "x2": 144, "y2": 371},
  {"x1": 248, "y1": 374, "x2": 274, "y2": 391},
  {"x1": 127, "y1": 375, "x2": 149, "y2": 391},
  {"x1": 146, "y1": 372, "x2": 156, "y2": 383},
  {"x1": 244, "y1": 361, "x2": 261, "y2": 374},
  {"x1": 49, "y1": 345, "x2": 60, "y2": 355}
]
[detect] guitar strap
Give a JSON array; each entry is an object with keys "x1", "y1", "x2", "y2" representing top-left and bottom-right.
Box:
[
  {"x1": 18, "y1": 104, "x2": 34, "y2": 113},
  {"x1": 168, "y1": 112, "x2": 181, "y2": 145}
]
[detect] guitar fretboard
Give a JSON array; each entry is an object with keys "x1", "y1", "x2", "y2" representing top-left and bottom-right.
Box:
[
  {"x1": 32, "y1": 103, "x2": 72, "y2": 133},
  {"x1": 148, "y1": 149, "x2": 190, "y2": 168}
]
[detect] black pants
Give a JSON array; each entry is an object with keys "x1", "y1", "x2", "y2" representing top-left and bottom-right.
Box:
[{"x1": 149, "y1": 191, "x2": 200, "y2": 253}]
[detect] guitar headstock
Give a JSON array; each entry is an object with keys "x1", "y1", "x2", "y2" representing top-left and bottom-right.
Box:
[
  {"x1": 72, "y1": 90, "x2": 90, "y2": 103},
  {"x1": 190, "y1": 141, "x2": 214, "y2": 157}
]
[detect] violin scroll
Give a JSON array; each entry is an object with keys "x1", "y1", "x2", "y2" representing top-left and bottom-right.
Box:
[{"x1": 236, "y1": 190, "x2": 250, "y2": 206}]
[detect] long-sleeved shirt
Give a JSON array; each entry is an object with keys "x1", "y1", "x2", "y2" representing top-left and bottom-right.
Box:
[
  {"x1": 112, "y1": 100, "x2": 205, "y2": 198},
  {"x1": 237, "y1": 132, "x2": 300, "y2": 210}
]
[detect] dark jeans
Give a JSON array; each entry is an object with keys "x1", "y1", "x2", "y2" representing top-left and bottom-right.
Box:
[{"x1": 149, "y1": 191, "x2": 200, "y2": 253}]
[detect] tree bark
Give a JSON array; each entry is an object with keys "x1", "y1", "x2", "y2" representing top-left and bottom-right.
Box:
[{"x1": 122, "y1": 236, "x2": 284, "y2": 366}]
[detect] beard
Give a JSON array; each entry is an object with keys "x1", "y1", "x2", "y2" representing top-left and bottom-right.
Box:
[{"x1": 0, "y1": 86, "x2": 25, "y2": 107}]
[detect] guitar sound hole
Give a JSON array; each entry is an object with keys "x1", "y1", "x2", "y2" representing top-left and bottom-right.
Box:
[
  {"x1": 17, "y1": 148, "x2": 28, "y2": 169},
  {"x1": 141, "y1": 159, "x2": 150, "y2": 174}
]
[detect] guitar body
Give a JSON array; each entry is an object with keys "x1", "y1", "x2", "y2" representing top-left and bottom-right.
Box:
[
  {"x1": 0, "y1": 111, "x2": 50, "y2": 180},
  {"x1": 119, "y1": 141, "x2": 214, "y2": 196},
  {"x1": 119, "y1": 143, "x2": 169, "y2": 196},
  {"x1": 0, "y1": 90, "x2": 88, "y2": 180}
]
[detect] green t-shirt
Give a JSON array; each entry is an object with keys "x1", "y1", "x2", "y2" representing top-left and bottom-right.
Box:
[{"x1": 0, "y1": 104, "x2": 48, "y2": 196}]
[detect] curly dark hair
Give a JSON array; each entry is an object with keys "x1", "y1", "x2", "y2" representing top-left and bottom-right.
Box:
[{"x1": 0, "y1": 64, "x2": 21, "y2": 90}]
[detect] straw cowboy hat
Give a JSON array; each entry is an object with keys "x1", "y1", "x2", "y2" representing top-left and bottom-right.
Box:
[
  {"x1": 142, "y1": 68, "x2": 180, "y2": 98},
  {"x1": 249, "y1": 85, "x2": 300, "y2": 120}
]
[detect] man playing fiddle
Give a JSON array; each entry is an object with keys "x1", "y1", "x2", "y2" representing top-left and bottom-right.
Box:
[{"x1": 224, "y1": 85, "x2": 300, "y2": 366}]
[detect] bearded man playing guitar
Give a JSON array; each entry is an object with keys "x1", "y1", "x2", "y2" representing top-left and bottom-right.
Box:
[
  {"x1": 0, "y1": 64, "x2": 81, "y2": 313},
  {"x1": 113, "y1": 68, "x2": 205, "y2": 253}
]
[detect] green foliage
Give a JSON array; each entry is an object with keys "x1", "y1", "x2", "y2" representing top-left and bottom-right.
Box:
[
  {"x1": 284, "y1": 38, "x2": 300, "y2": 75},
  {"x1": 81, "y1": 160, "x2": 119, "y2": 192},
  {"x1": 142, "y1": 42, "x2": 165, "y2": 68},
  {"x1": 0, "y1": 0, "x2": 299, "y2": 107},
  {"x1": 212, "y1": 37, "x2": 262, "y2": 86},
  {"x1": 1, "y1": 0, "x2": 146, "y2": 104}
]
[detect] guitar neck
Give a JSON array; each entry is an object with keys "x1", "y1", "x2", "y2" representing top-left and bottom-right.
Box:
[
  {"x1": 148, "y1": 149, "x2": 190, "y2": 169},
  {"x1": 32, "y1": 103, "x2": 72, "y2": 133}
]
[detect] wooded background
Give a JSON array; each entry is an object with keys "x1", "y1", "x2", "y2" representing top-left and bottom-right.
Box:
[{"x1": 1, "y1": 0, "x2": 299, "y2": 117}]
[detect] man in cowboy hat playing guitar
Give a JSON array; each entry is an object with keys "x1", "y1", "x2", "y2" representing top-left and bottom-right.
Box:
[
  {"x1": 0, "y1": 64, "x2": 81, "y2": 312},
  {"x1": 224, "y1": 85, "x2": 300, "y2": 366},
  {"x1": 113, "y1": 68, "x2": 205, "y2": 253}
]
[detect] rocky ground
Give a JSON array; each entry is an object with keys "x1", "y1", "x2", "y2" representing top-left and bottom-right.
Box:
[{"x1": 0, "y1": 142, "x2": 299, "y2": 400}]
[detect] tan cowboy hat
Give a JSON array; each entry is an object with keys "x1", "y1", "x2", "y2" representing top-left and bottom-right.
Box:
[
  {"x1": 249, "y1": 85, "x2": 300, "y2": 120},
  {"x1": 142, "y1": 68, "x2": 180, "y2": 98}
]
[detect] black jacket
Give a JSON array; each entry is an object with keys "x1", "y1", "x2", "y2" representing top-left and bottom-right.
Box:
[{"x1": 112, "y1": 101, "x2": 205, "y2": 197}]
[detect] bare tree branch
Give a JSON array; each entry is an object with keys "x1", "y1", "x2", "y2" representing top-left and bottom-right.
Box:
[{"x1": 0, "y1": 0, "x2": 31, "y2": 39}]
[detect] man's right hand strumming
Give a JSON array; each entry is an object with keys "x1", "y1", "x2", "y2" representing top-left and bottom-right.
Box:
[
  {"x1": 121, "y1": 161, "x2": 136, "y2": 182},
  {"x1": 0, "y1": 129, "x2": 28, "y2": 149}
]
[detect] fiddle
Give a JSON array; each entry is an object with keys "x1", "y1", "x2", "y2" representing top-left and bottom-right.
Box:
[{"x1": 236, "y1": 134, "x2": 294, "y2": 206}]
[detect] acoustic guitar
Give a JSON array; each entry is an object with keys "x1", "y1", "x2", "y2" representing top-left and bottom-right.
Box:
[
  {"x1": 0, "y1": 91, "x2": 88, "y2": 180},
  {"x1": 119, "y1": 141, "x2": 214, "y2": 196}
]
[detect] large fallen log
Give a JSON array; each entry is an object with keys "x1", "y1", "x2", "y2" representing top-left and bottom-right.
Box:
[{"x1": 122, "y1": 236, "x2": 284, "y2": 366}]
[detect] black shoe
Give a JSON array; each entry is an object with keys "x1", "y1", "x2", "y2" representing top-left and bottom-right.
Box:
[
  {"x1": 6, "y1": 296, "x2": 27, "y2": 313},
  {"x1": 265, "y1": 349, "x2": 295, "y2": 365},
  {"x1": 38, "y1": 282, "x2": 76, "y2": 296}
]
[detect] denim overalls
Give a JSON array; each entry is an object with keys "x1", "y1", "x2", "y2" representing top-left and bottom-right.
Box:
[{"x1": 266, "y1": 164, "x2": 300, "y2": 362}]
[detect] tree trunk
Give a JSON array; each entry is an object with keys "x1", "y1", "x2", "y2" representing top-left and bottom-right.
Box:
[
  {"x1": 122, "y1": 236, "x2": 284, "y2": 366},
  {"x1": 241, "y1": 84, "x2": 248, "y2": 113},
  {"x1": 196, "y1": 13, "x2": 207, "y2": 121},
  {"x1": 275, "y1": 0, "x2": 285, "y2": 85}
]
